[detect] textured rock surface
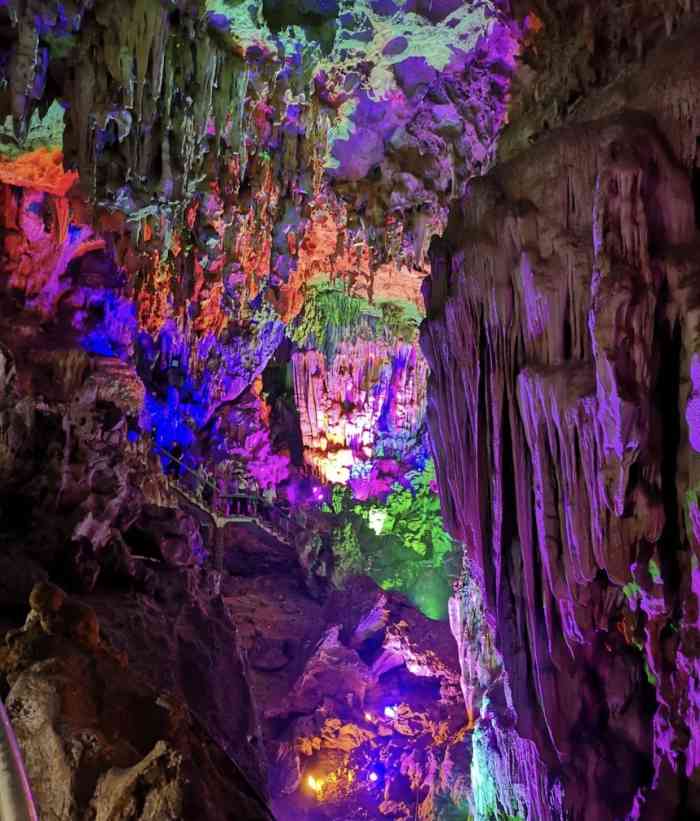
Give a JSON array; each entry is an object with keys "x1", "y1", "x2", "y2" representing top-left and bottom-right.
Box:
[
  {"x1": 262, "y1": 576, "x2": 471, "y2": 821},
  {"x1": 0, "y1": 329, "x2": 468, "y2": 818},
  {"x1": 0, "y1": 332, "x2": 274, "y2": 818},
  {"x1": 293, "y1": 338, "x2": 427, "y2": 483},
  {"x1": 0, "y1": 582, "x2": 273, "y2": 821},
  {"x1": 0, "y1": 0, "x2": 520, "y2": 502},
  {"x1": 422, "y1": 10, "x2": 700, "y2": 820}
]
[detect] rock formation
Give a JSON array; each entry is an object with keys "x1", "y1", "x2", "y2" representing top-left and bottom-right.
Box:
[
  {"x1": 1, "y1": 0, "x2": 700, "y2": 819},
  {"x1": 422, "y1": 5, "x2": 700, "y2": 819}
]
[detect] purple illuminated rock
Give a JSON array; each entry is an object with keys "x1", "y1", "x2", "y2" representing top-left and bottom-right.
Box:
[
  {"x1": 414, "y1": 0, "x2": 463, "y2": 23},
  {"x1": 393, "y1": 57, "x2": 437, "y2": 98},
  {"x1": 383, "y1": 36, "x2": 408, "y2": 56},
  {"x1": 1, "y1": 3, "x2": 699, "y2": 820},
  {"x1": 329, "y1": 126, "x2": 385, "y2": 181},
  {"x1": 422, "y1": 20, "x2": 700, "y2": 817}
]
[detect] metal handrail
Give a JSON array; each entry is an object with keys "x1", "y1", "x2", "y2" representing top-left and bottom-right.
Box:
[
  {"x1": 155, "y1": 445, "x2": 260, "y2": 501},
  {"x1": 154, "y1": 444, "x2": 295, "y2": 541},
  {"x1": 0, "y1": 697, "x2": 38, "y2": 821}
]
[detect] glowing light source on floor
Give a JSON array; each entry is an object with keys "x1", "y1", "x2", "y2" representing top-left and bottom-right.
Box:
[
  {"x1": 364, "y1": 712, "x2": 373, "y2": 721},
  {"x1": 369, "y1": 771, "x2": 379, "y2": 783},
  {"x1": 384, "y1": 705, "x2": 398, "y2": 719}
]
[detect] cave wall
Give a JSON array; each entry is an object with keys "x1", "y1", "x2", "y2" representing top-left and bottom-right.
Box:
[{"x1": 422, "y1": 11, "x2": 700, "y2": 820}]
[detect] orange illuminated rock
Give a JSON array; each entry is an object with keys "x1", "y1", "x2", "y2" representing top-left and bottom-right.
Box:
[
  {"x1": 0, "y1": 148, "x2": 78, "y2": 197},
  {"x1": 372, "y1": 261, "x2": 424, "y2": 311},
  {"x1": 0, "y1": 186, "x2": 104, "y2": 318},
  {"x1": 137, "y1": 253, "x2": 173, "y2": 336},
  {"x1": 192, "y1": 281, "x2": 227, "y2": 336},
  {"x1": 236, "y1": 166, "x2": 277, "y2": 301}
]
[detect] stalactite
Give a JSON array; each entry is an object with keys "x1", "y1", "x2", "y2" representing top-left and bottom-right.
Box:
[{"x1": 423, "y1": 98, "x2": 700, "y2": 818}]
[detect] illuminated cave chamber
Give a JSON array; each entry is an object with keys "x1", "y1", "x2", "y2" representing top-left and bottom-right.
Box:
[{"x1": 1, "y1": 2, "x2": 700, "y2": 821}]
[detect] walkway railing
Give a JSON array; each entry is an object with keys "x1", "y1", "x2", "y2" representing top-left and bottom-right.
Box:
[
  {"x1": 154, "y1": 445, "x2": 296, "y2": 546},
  {"x1": 0, "y1": 698, "x2": 38, "y2": 821}
]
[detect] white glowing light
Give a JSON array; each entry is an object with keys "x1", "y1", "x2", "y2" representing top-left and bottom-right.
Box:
[{"x1": 368, "y1": 508, "x2": 387, "y2": 535}]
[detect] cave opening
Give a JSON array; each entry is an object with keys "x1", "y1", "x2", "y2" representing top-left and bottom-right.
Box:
[
  {"x1": 563, "y1": 312, "x2": 573, "y2": 361},
  {"x1": 262, "y1": 339, "x2": 305, "y2": 466},
  {"x1": 0, "y1": 491, "x2": 33, "y2": 534},
  {"x1": 122, "y1": 526, "x2": 163, "y2": 563}
]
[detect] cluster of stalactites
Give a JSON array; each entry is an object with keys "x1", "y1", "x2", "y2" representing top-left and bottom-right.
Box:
[
  {"x1": 2, "y1": 0, "x2": 249, "y2": 205},
  {"x1": 422, "y1": 107, "x2": 700, "y2": 815},
  {"x1": 292, "y1": 338, "x2": 428, "y2": 484}
]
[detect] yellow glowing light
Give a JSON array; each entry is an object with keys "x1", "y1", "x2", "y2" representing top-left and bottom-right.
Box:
[{"x1": 307, "y1": 775, "x2": 323, "y2": 793}]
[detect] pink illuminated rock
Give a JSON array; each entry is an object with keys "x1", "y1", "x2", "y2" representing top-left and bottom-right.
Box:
[{"x1": 687, "y1": 355, "x2": 700, "y2": 453}]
